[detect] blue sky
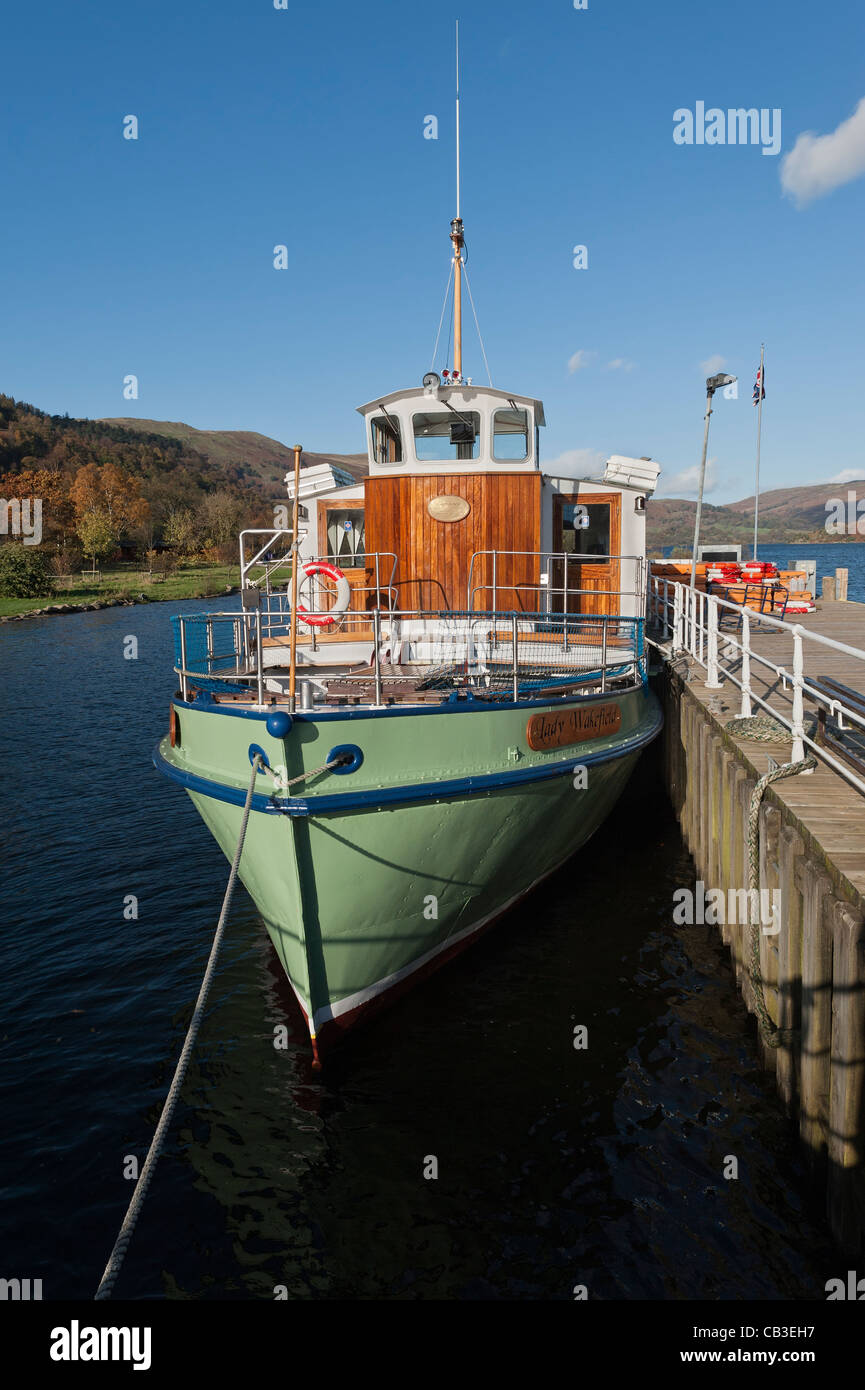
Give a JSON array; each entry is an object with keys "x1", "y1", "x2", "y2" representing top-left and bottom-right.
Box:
[{"x1": 2, "y1": 0, "x2": 864, "y2": 502}]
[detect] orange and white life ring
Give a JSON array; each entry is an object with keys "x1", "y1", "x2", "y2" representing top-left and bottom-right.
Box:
[{"x1": 292, "y1": 561, "x2": 351, "y2": 628}]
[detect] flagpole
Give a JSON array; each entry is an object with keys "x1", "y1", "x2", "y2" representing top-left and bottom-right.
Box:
[{"x1": 753, "y1": 342, "x2": 764, "y2": 560}]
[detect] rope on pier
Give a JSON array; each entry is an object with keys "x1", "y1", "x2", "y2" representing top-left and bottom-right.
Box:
[
  {"x1": 725, "y1": 714, "x2": 788, "y2": 742},
  {"x1": 94, "y1": 753, "x2": 263, "y2": 1301},
  {"x1": 746, "y1": 755, "x2": 817, "y2": 1049}
]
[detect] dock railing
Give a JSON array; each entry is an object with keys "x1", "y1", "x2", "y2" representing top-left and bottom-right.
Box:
[{"x1": 649, "y1": 574, "x2": 865, "y2": 796}]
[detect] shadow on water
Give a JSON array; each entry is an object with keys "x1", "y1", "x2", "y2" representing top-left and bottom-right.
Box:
[{"x1": 0, "y1": 603, "x2": 842, "y2": 1299}]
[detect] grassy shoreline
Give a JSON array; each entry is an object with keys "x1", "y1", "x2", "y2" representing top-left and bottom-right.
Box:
[{"x1": 0, "y1": 563, "x2": 245, "y2": 620}]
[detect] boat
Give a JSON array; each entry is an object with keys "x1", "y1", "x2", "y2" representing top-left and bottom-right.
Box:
[{"x1": 153, "y1": 54, "x2": 664, "y2": 1064}]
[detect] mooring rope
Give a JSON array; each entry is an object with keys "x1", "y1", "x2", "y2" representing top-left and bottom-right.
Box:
[
  {"x1": 746, "y1": 755, "x2": 817, "y2": 1048},
  {"x1": 725, "y1": 713, "x2": 788, "y2": 742},
  {"x1": 94, "y1": 754, "x2": 263, "y2": 1300},
  {"x1": 260, "y1": 754, "x2": 346, "y2": 791}
]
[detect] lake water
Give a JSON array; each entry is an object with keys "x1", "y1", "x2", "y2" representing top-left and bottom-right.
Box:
[{"x1": 0, "y1": 600, "x2": 842, "y2": 1299}]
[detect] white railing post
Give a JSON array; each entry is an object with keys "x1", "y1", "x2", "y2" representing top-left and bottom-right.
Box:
[
  {"x1": 791, "y1": 627, "x2": 812, "y2": 769},
  {"x1": 374, "y1": 608, "x2": 383, "y2": 706},
  {"x1": 740, "y1": 610, "x2": 752, "y2": 717},
  {"x1": 672, "y1": 582, "x2": 683, "y2": 653},
  {"x1": 698, "y1": 591, "x2": 705, "y2": 665},
  {"x1": 706, "y1": 595, "x2": 723, "y2": 688},
  {"x1": 179, "y1": 619, "x2": 188, "y2": 701},
  {"x1": 511, "y1": 613, "x2": 519, "y2": 701},
  {"x1": 255, "y1": 608, "x2": 264, "y2": 706}
]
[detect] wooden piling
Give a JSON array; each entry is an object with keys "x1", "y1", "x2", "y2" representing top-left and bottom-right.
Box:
[
  {"x1": 660, "y1": 664, "x2": 865, "y2": 1252},
  {"x1": 827, "y1": 899, "x2": 865, "y2": 1248},
  {"x1": 777, "y1": 824, "x2": 805, "y2": 1113}
]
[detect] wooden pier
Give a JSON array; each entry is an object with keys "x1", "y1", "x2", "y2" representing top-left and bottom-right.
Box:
[{"x1": 654, "y1": 596, "x2": 865, "y2": 1254}]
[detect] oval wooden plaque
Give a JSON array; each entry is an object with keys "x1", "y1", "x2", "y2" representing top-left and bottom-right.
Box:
[
  {"x1": 428, "y1": 495, "x2": 470, "y2": 522},
  {"x1": 526, "y1": 702, "x2": 621, "y2": 751}
]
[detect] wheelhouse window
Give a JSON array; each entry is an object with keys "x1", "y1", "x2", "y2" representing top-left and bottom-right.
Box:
[
  {"x1": 492, "y1": 407, "x2": 530, "y2": 461},
  {"x1": 371, "y1": 414, "x2": 402, "y2": 465},
  {"x1": 412, "y1": 411, "x2": 480, "y2": 462},
  {"x1": 325, "y1": 508, "x2": 366, "y2": 565}
]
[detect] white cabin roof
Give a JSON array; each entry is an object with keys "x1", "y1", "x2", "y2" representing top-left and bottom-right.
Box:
[{"x1": 357, "y1": 384, "x2": 546, "y2": 426}]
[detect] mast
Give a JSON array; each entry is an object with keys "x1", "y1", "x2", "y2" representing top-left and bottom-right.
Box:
[
  {"x1": 450, "y1": 20, "x2": 464, "y2": 377},
  {"x1": 753, "y1": 343, "x2": 764, "y2": 560}
]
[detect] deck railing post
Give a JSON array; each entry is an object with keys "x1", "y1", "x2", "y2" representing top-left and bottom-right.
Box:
[
  {"x1": 706, "y1": 595, "x2": 723, "y2": 688},
  {"x1": 492, "y1": 552, "x2": 498, "y2": 613},
  {"x1": 374, "y1": 607, "x2": 383, "y2": 706},
  {"x1": 179, "y1": 619, "x2": 188, "y2": 701},
  {"x1": 791, "y1": 628, "x2": 812, "y2": 768},
  {"x1": 564, "y1": 551, "x2": 569, "y2": 612},
  {"x1": 255, "y1": 608, "x2": 264, "y2": 706},
  {"x1": 740, "y1": 610, "x2": 753, "y2": 717},
  {"x1": 600, "y1": 619, "x2": 607, "y2": 693},
  {"x1": 511, "y1": 613, "x2": 519, "y2": 702}
]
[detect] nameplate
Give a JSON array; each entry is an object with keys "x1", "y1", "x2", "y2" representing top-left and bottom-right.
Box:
[{"x1": 526, "y1": 702, "x2": 622, "y2": 751}]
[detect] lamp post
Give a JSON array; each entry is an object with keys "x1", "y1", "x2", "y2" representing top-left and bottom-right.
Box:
[{"x1": 690, "y1": 372, "x2": 737, "y2": 589}]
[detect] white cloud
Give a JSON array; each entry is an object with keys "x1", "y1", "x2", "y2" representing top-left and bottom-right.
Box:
[
  {"x1": 700, "y1": 354, "x2": 726, "y2": 376},
  {"x1": 781, "y1": 97, "x2": 865, "y2": 206},
  {"x1": 827, "y1": 468, "x2": 865, "y2": 484},
  {"x1": 656, "y1": 458, "x2": 718, "y2": 498},
  {"x1": 567, "y1": 349, "x2": 595, "y2": 374},
  {"x1": 544, "y1": 448, "x2": 606, "y2": 478},
  {"x1": 605, "y1": 358, "x2": 635, "y2": 371}
]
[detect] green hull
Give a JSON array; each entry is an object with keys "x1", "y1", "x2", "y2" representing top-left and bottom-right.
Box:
[{"x1": 156, "y1": 685, "x2": 661, "y2": 1052}]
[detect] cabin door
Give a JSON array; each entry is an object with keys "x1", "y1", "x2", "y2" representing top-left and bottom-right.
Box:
[{"x1": 552, "y1": 492, "x2": 621, "y2": 615}]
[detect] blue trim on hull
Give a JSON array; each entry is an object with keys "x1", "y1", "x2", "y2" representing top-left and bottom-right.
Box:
[{"x1": 152, "y1": 700, "x2": 663, "y2": 817}]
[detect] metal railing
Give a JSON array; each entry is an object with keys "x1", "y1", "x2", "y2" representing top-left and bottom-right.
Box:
[
  {"x1": 171, "y1": 609, "x2": 646, "y2": 709},
  {"x1": 238, "y1": 547, "x2": 399, "y2": 641},
  {"x1": 649, "y1": 575, "x2": 865, "y2": 796},
  {"x1": 467, "y1": 551, "x2": 646, "y2": 615}
]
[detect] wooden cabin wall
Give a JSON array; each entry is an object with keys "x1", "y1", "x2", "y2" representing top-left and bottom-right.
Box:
[{"x1": 364, "y1": 474, "x2": 541, "y2": 611}]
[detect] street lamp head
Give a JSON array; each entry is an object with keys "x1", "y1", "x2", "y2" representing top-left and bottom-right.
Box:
[{"x1": 706, "y1": 372, "x2": 737, "y2": 392}]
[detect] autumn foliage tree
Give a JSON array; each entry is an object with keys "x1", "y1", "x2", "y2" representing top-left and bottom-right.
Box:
[
  {"x1": 69, "y1": 461, "x2": 150, "y2": 565},
  {"x1": 0, "y1": 467, "x2": 75, "y2": 546}
]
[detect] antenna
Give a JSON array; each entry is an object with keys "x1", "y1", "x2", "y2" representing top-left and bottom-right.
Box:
[
  {"x1": 453, "y1": 19, "x2": 461, "y2": 219},
  {"x1": 450, "y1": 20, "x2": 465, "y2": 376}
]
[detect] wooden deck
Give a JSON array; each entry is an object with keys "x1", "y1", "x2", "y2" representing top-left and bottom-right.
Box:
[{"x1": 675, "y1": 600, "x2": 865, "y2": 904}]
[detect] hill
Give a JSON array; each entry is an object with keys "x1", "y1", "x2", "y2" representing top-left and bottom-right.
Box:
[
  {"x1": 646, "y1": 479, "x2": 865, "y2": 549},
  {"x1": 102, "y1": 419, "x2": 369, "y2": 487}
]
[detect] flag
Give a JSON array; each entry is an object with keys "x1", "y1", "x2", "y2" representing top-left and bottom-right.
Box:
[{"x1": 752, "y1": 364, "x2": 765, "y2": 405}]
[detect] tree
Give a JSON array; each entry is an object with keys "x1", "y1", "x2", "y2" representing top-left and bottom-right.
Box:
[
  {"x1": 197, "y1": 490, "x2": 243, "y2": 550},
  {"x1": 163, "y1": 505, "x2": 201, "y2": 557},
  {"x1": 77, "y1": 512, "x2": 115, "y2": 571},
  {"x1": 0, "y1": 544, "x2": 54, "y2": 598},
  {"x1": 69, "y1": 461, "x2": 150, "y2": 553},
  {"x1": 0, "y1": 467, "x2": 74, "y2": 545}
]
